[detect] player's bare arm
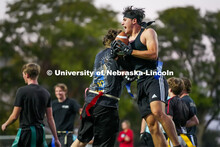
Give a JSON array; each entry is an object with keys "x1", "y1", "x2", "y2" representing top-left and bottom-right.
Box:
[
  {"x1": 1, "y1": 106, "x2": 21, "y2": 131},
  {"x1": 186, "y1": 115, "x2": 199, "y2": 127},
  {"x1": 131, "y1": 28, "x2": 158, "y2": 60},
  {"x1": 46, "y1": 107, "x2": 61, "y2": 147}
]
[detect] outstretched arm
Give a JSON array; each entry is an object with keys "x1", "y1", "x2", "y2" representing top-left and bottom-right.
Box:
[{"x1": 1, "y1": 106, "x2": 21, "y2": 131}]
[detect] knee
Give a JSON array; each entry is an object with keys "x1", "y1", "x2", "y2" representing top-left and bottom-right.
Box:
[
  {"x1": 148, "y1": 123, "x2": 155, "y2": 133},
  {"x1": 146, "y1": 118, "x2": 159, "y2": 134},
  {"x1": 147, "y1": 122, "x2": 159, "y2": 135},
  {"x1": 150, "y1": 101, "x2": 166, "y2": 121},
  {"x1": 151, "y1": 109, "x2": 165, "y2": 120}
]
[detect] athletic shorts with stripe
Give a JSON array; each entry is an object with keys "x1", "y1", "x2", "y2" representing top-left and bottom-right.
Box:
[
  {"x1": 137, "y1": 75, "x2": 168, "y2": 118},
  {"x1": 17, "y1": 126, "x2": 44, "y2": 147}
]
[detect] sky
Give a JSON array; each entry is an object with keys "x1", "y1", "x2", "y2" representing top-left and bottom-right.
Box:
[
  {"x1": 94, "y1": 0, "x2": 220, "y2": 20},
  {"x1": 0, "y1": 0, "x2": 220, "y2": 20}
]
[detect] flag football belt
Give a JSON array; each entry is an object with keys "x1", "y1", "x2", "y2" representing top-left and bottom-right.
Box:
[
  {"x1": 12, "y1": 124, "x2": 47, "y2": 147},
  {"x1": 51, "y1": 131, "x2": 74, "y2": 147},
  {"x1": 57, "y1": 131, "x2": 74, "y2": 134},
  {"x1": 88, "y1": 90, "x2": 120, "y2": 101},
  {"x1": 167, "y1": 134, "x2": 195, "y2": 147},
  {"x1": 125, "y1": 82, "x2": 134, "y2": 98},
  {"x1": 84, "y1": 90, "x2": 119, "y2": 116}
]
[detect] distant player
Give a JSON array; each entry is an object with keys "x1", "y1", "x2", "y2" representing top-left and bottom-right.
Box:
[
  {"x1": 180, "y1": 77, "x2": 199, "y2": 146},
  {"x1": 71, "y1": 29, "x2": 126, "y2": 147},
  {"x1": 1, "y1": 63, "x2": 61, "y2": 147},
  {"x1": 166, "y1": 77, "x2": 199, "y2": 147},
  {"x1": 112, "y1": 6, "x2": 181, "y2": 147},
  {"x1": 52, "y1": 83, "x2": 81, "y2": 147}
]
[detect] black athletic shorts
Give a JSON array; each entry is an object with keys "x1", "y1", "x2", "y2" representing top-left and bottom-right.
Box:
[
  {"x1": 18, "y1": 126, "x2": 44, "y2": 147},
  {"x1": 77, "y1": 104, "x2": 119, "y2": 147},
  {"x1": 137, "y1": 75, "x2": 168, "y2": 118}
]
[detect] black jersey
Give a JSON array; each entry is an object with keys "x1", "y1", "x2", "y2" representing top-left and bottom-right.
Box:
[
  {"x1": 181, "y1": 95, "x2": 197, "y2": 135},
  {"x1": 166, "y1": 96, "x2": 195, "y2": 134},
  {"x1": 14, "y1": 84, "x2": 51, "y2": 128},
  {"x1": 86, "y1": 48, "x2": 124, "y2": 108},
  {"x1": 52, "y1": 98, "x2": 80, "y2": 131},
  {"x1": 126, "y1": 28, "x2": 157, "y2": 82}
]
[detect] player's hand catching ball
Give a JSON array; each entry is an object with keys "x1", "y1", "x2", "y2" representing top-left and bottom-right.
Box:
[
  {"x1": 110, "y1": 40, "x2": 120, "y2": 58},
  {"x1": 116, "y1": 40, "x2": 133, "y2": 56}
]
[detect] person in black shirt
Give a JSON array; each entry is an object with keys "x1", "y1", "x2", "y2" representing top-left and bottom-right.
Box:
[
  {"x1": 71, "y1": 29, "x2": 125, "y2": 147},
  {"x1": 166, "y1": 77, "x2": 199, "y2": 147},
  {"x1": 112, "y1": 6, "x2": 180, "y2": 147},
  {"x1": 52, "y1": 83, "x2": 80, "y2": 147},
  {"x1": 180, "y1": 77, "x2": 198, "y2": 146},
  {"x1": 1, "y1": 63, "x2": 61, "y2": 147}
]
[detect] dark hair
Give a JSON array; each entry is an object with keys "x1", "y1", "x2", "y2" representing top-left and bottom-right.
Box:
[
  {"x1": 167, "y1": 77, "x2": 184, "y2": 95},
  {"x1": 181, "y1": 77, "x2": 192, "y2": 94},
  {"x1": 103, "y1": 29, "x2": 122, "y2": 47},
  {"x1": 123, "y1": 6, "x2": 145, "y2": 25},
  {"x1": 22, "y1": 63, "x2": 40, "y2": 79}
]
